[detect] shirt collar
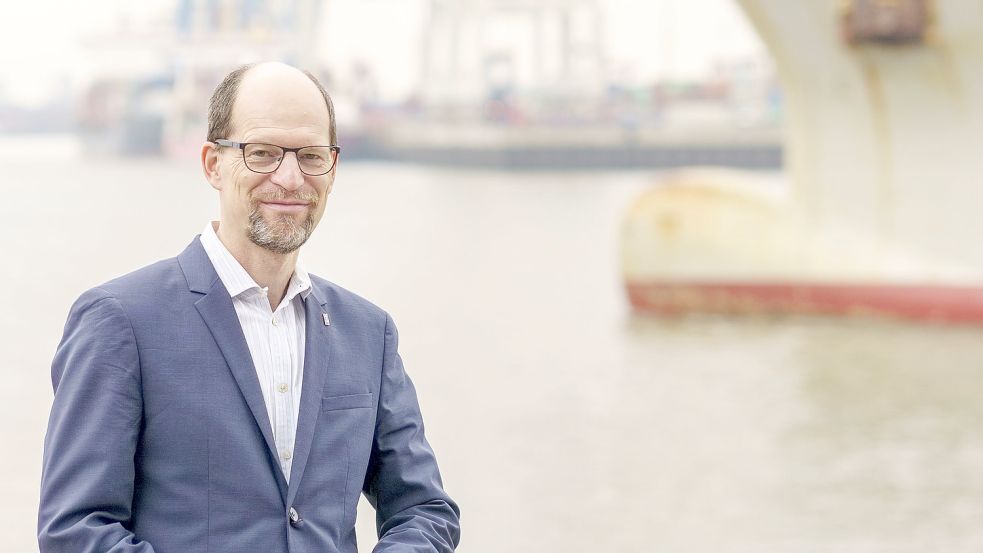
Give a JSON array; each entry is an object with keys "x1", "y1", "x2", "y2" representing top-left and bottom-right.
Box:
[{"x1": 199, "y1": 221, "x2": 312, "y2": 302}]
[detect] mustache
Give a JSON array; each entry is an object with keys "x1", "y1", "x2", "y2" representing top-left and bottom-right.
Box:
[{"x1": 250, "y1": 188, "x2": 319, "y2": 207}]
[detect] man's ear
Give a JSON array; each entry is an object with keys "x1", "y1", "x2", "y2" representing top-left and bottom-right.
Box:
[{"x1": 201, "y1": 142, "x2": 223, "y2": 191}]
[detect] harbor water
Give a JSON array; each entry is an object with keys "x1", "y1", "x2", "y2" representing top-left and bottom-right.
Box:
[{"x1": 3, "y1": 147, "x2": 982, "y2": 551}]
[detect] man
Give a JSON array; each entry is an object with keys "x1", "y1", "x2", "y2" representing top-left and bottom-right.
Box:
[{"x1": 38, "y1": 62, "x2": 460, "y2": 553}]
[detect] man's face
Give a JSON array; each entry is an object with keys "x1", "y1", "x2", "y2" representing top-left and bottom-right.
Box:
[{"x1": 206, "y1": 64, "x2": 335, "y2": 255}]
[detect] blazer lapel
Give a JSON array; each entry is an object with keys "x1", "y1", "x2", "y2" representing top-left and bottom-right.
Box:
[
  {"x1": 179, "y1": 238, "x2": 289, "y2": 502},
  {"x1": 286, "y1": 289, "x2": 333, "y2": 506}
]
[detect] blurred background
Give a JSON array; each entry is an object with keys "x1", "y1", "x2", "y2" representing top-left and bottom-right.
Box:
[{"x1": 4, "y1": 0, "x2": 983, "y2": 551}]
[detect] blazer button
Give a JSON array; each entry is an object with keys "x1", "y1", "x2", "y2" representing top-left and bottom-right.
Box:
[{"x1": 288, "y1": 507, "x2": 302, "y2": 525}]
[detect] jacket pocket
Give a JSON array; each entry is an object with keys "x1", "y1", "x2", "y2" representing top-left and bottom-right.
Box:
[{"x1": 321, "y1": 392, "x2": 374, "y2": 411}]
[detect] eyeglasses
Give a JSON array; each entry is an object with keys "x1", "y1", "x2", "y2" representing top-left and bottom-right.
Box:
[{"x1": 212, "y1": 139, "x2": 341, "y2": 176}]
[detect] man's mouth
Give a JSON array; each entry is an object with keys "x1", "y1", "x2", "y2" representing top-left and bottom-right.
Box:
[{"x1": 259, "y1": 200, "x2": 311, "y2": 213}]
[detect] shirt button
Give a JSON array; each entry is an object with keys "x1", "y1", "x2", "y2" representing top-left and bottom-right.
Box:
[
  {"x1": 282, "y1": 450, "x2": 292, "y2": 460},
  {"x1": 272, "y1": 318, "x2": 279, "y2": 326},
  {"x1": 277, "y1": 383, "x2": 288, "y2": 393}
]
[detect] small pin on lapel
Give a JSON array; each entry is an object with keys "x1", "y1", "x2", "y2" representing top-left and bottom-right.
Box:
[{"x1": 322, "y1": 313, "x2": 330, "y2": 326}]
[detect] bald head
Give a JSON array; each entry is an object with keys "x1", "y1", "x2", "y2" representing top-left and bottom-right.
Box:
[{"x1": 206, "y1": 62, "x2": 337, "y2": 145}]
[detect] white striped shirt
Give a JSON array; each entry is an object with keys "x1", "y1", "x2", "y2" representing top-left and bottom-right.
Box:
[{"x1": 199, "y1": 221, "x2": 311, "y2": 482}]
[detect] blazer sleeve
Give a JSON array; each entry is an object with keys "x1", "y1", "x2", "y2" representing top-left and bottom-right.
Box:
[
  {"x1": 363, "y1": 313, "x2": 461, "y2": 553},
  {"x1": 38, "y1": 288, "x2": 156, "y2": 553}
]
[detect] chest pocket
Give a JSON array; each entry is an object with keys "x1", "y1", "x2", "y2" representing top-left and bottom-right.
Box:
[{"x1": 321, "y1": 392, "x2": 375, "y2": 411}]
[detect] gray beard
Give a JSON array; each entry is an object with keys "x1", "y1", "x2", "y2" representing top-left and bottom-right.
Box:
[{"x1": 246, "y1": 207, "x2": 315, "y2": 254}]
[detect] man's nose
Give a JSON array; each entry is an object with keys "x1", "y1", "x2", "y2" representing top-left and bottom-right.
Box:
[{"x1": 270, "y1": 152, "x2": 305, "y2": 190}]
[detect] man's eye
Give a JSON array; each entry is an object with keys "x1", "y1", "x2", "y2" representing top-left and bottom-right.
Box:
[{"x1": 249, "y1": 149, "x2": 276, "y2": 159}]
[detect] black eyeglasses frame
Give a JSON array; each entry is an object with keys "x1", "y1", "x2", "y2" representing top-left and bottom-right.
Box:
[{"x1": 212, "y1": 139, "x2": 341, "y2": 176}]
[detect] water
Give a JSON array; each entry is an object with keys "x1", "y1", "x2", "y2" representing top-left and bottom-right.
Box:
[{"x1": 3, "y1": 151, "x2": 982, "y2": 552}]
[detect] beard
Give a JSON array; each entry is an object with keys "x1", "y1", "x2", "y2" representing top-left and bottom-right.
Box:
[{"x1": 246, "y1": 189, "x2": 319, "y2": 254}]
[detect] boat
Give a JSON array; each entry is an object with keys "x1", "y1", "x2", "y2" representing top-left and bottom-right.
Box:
[{"x1": 622, "y1": 0, "x2": 983, "y2": 323}]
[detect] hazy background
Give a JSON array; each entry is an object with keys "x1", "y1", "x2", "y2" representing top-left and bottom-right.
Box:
[
  {"x1": 4, "y1": 1, "x2": 982, "y2": 552},
  {"x1": 0, "y1": 0, "x2": 764, "y2": 105}
]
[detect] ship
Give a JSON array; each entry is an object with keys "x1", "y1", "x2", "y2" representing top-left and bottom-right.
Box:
[{"x1": 621, "y1": 0, "x2": 983, "y2": 323}]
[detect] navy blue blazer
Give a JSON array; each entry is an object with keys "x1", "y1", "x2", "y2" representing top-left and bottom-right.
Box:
[{"x1": 39, "y1": 237, "x2": 460, "y2": 552}]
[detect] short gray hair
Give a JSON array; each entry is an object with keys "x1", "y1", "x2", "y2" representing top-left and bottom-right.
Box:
[{"x1": 206, "y1": 63, "x2": 338, "y2": 144}]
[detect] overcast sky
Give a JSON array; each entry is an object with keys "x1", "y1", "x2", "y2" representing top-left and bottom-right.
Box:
[{"x1": 0, "y1": 0, "x2": 765, "y2": 106}]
